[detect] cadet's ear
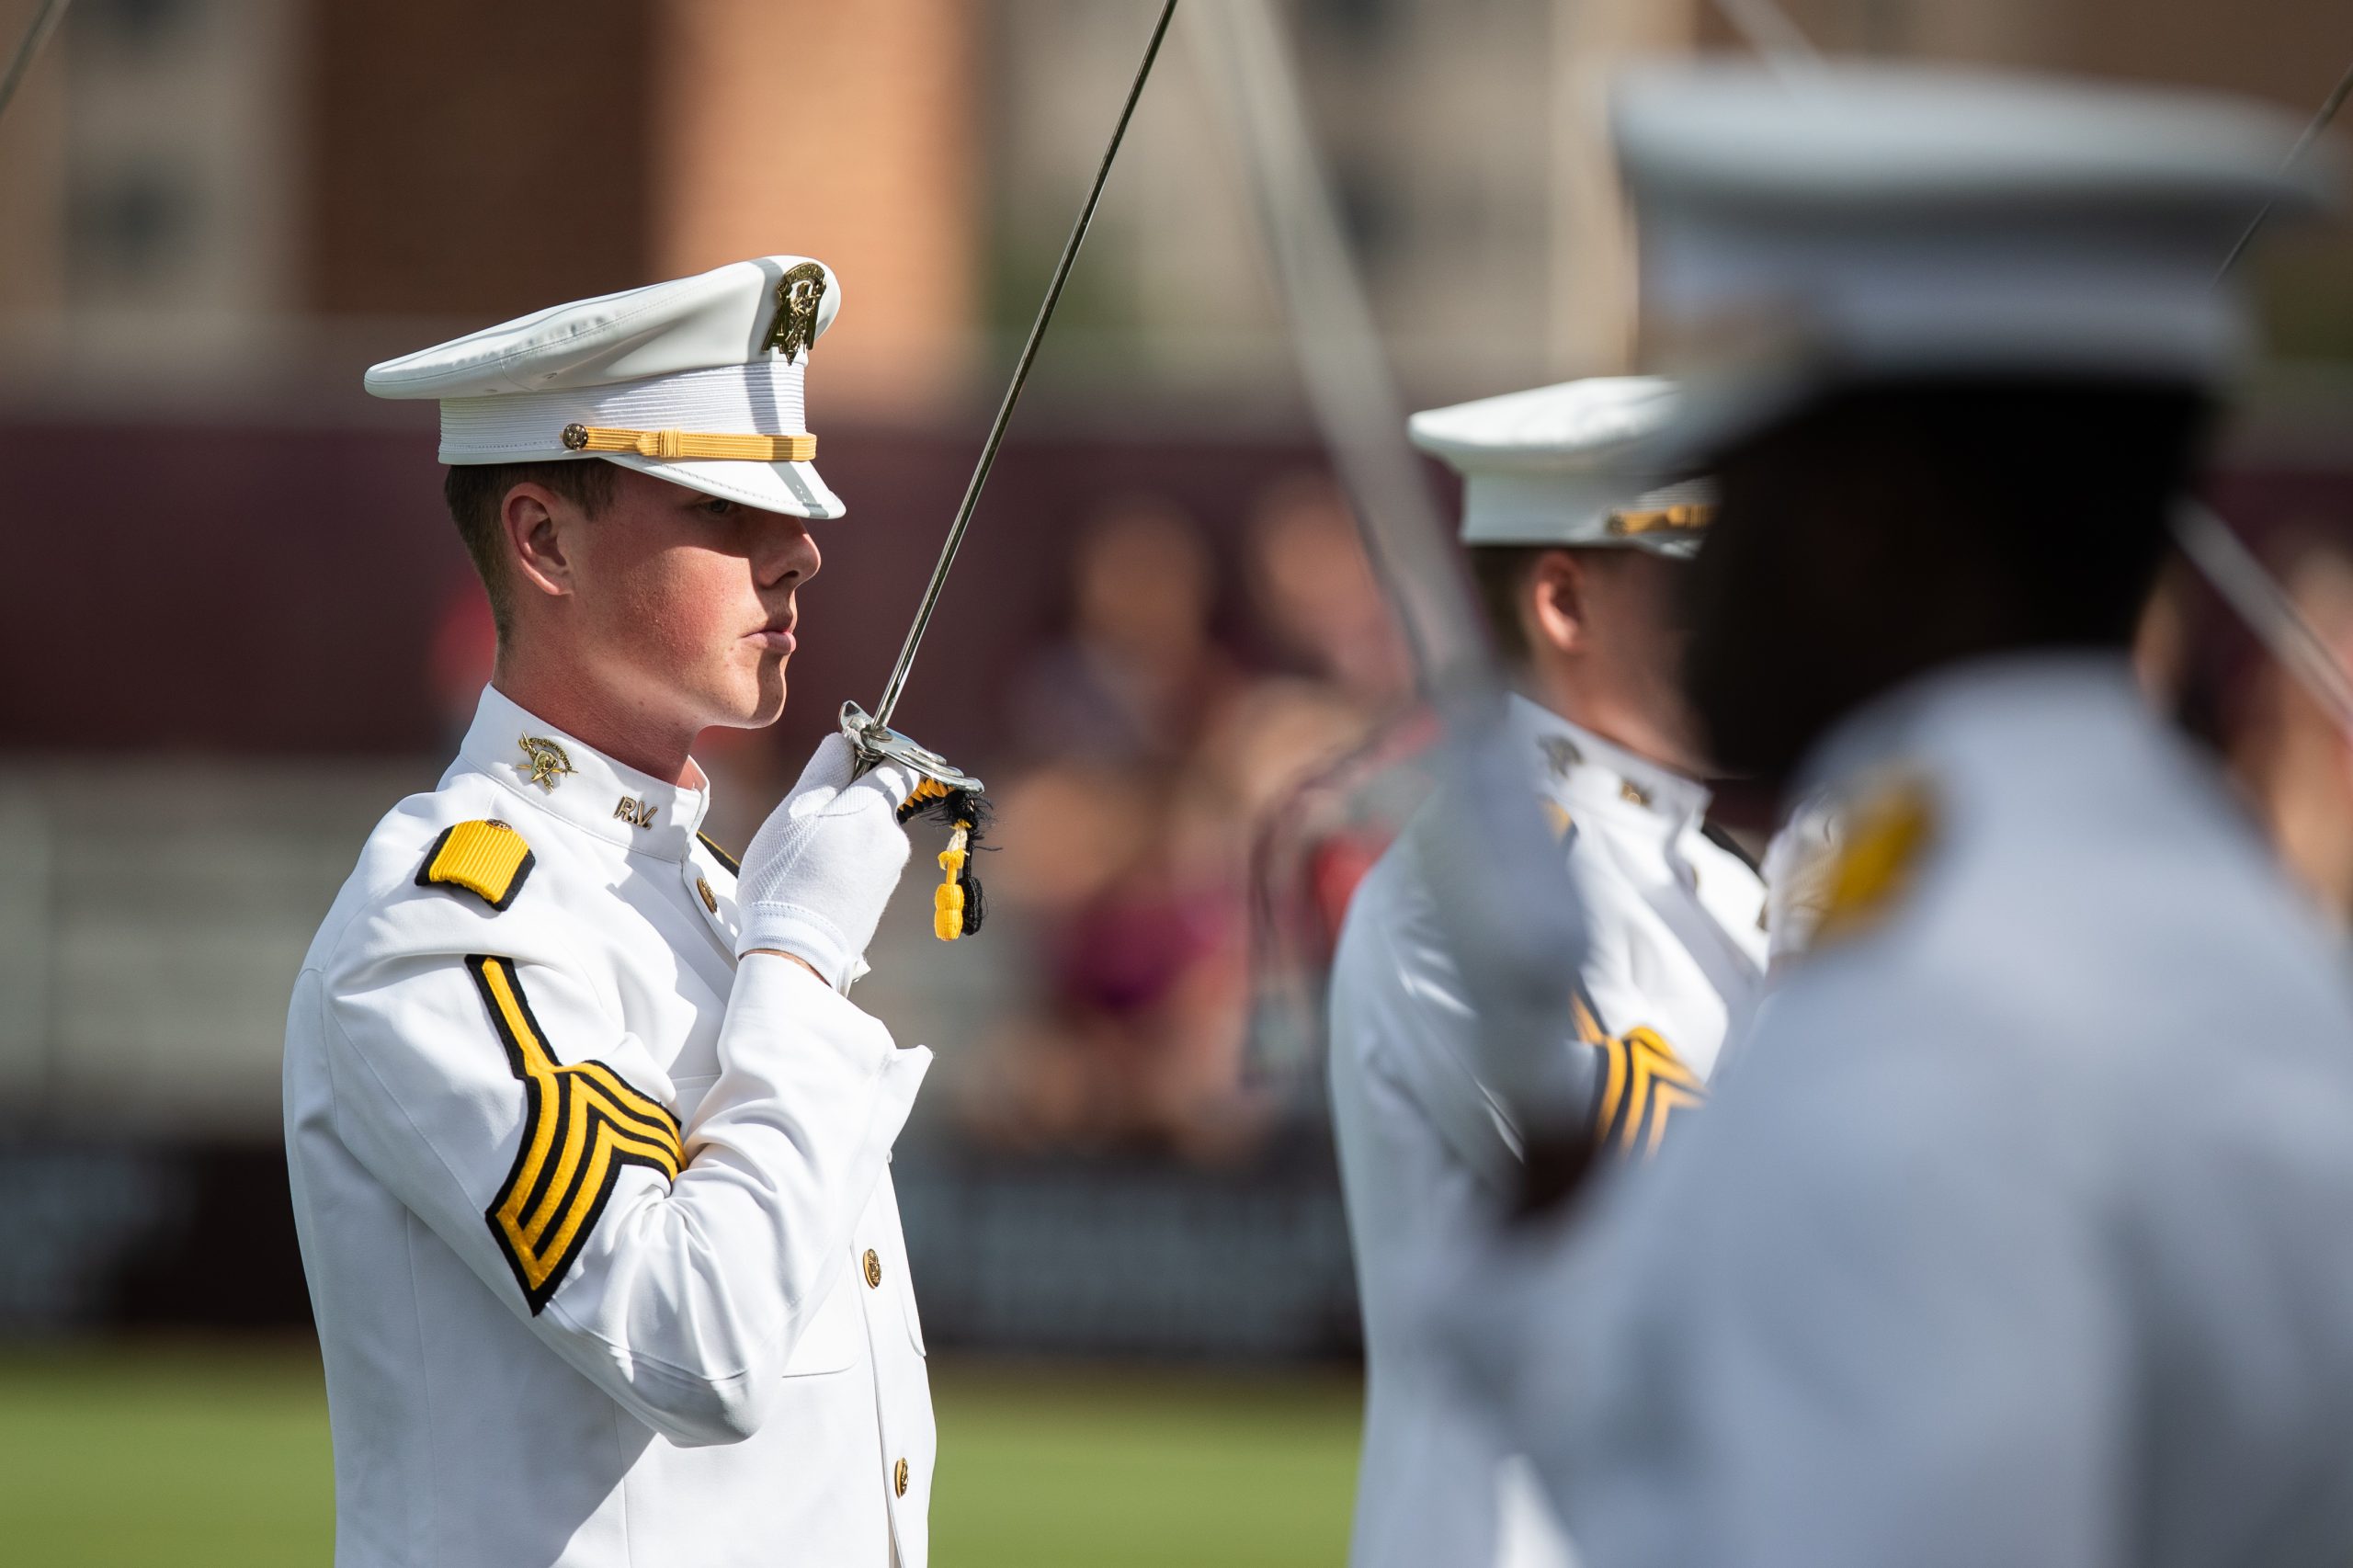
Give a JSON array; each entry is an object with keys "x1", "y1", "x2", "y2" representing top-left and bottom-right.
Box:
[
  {"x1": 1527, "y1": 549, "x2": 1591, "y2": 658},
  {"x1": 503, "y1": 483, "x2": 576, "y2": 602}
]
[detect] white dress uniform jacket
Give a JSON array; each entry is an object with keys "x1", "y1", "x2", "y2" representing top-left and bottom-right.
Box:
[
  {"x1": 1327, "y1": 695, "x2": 1768, "y2": 1568},
  {"x1": 285, "y1": 687, "x2": 936, "y2": 1568},
  {"x1": 1450, "y1": 657, "x2": 2353, "y2": 1568}
]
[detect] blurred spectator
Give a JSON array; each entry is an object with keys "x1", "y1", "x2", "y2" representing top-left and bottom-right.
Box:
[
  {"x1": 1247, "y1": 710, "x2": 1443, "y2": 1084},
  {"x1": 428, "y1": 575, "x2": 498, "y2": 748},
  {"x1": 1010, "y1": 495, "x2": 1243, "y2": 767},
  {"x1": 1246, "y1": 472, "x2": 1415, "y2": 713},
  {"x1": 961, "y1": 477, "x2": 1409, "y2": 1158},
  {"x1": 2226, "y1": 532, "x2": 2353, "y2": 928}
]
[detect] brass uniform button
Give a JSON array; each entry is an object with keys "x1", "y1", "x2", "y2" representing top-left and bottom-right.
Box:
[
  {"x1": 696, "y1": 877, "x2": 718, "y2": 913},
  {"x1": 862, "y1": 1248, "x2": 882, "y2": 1289},
  {"x1": 1620, "y1": 778, "x2": 1651, "y2": 808},
  {"x1": 894, "y1": 1457, "x2": 910, "y2": 1496}
]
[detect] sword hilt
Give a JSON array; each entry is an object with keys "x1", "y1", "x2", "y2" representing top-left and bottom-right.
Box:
[{"x1": 839, "y1": 701, "x2": 986, "y2": 797}]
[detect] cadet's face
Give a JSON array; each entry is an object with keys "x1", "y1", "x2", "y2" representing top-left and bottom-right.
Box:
[{"x1": 566, "y1": 469, "x2": 823, "y2": 733}]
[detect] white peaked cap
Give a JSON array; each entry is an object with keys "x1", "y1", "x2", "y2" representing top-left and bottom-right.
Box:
[
  {"x1": 366, "y1": 256, "x2": 848, "y2": 519},
  {"x1": 1611, "y1": 63, "x2": 2337, "y2": 461},
  {"x1": 1408, "y1": 377, "x2": 1711, "y2": 557}
]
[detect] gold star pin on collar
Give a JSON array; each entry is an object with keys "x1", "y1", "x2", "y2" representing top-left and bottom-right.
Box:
[{"x1": 517, "y1": 734, "x2": 575, "y2": 791}]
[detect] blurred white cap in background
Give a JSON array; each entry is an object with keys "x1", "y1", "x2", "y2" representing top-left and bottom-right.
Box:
[
  {"x1": 1611, "y1": 62, "x2": 2338, "y2": 461},
  {"x1": 364, "y1": 256, "x2": 848, "y2": 520},
  {"x1": 1407, "y1": 376, "x2": 1713, "y2": 557}
]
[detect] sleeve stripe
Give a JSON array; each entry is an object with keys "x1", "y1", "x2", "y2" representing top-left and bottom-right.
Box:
[
  {"x1": 465, "y1": 956, "x2": 684, "y2": 1314},
  {"x1": 1587, "y1": 1026, "x2": 1708, "y2": 1157}
]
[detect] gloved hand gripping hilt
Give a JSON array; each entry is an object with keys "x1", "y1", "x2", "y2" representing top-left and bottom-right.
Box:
[{"x1": 840, "y1": 701, "x2": 989, "y2": 942}]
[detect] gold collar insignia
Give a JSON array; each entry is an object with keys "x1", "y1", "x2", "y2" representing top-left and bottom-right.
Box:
[{"x1": 517, "y1": 734, "x2": 576, "y2": 792}]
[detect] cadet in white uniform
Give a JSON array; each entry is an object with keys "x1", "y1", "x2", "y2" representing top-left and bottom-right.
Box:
[
  {"x1": 1328, "y1": 378, "x2": 1768, "y2": 1568},
  {"x1": 286, "y1": 258, "x2": 939, "y2": 1568},
  {"x1": 1445, "y1": 67, "x2": 2353, "y2": 1568}
]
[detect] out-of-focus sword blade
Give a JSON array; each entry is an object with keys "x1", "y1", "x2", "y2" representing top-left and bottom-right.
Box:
[
  {"x1": 2214, "y1": 57, "x2": 2353, "y2": 284},
  {"x1": 2177, "y1": 503, "x2": 2353, "y2": 734},
  {"x1": 0, "y1": 0, "x2": 72, "y2": 128},
  {"x1": 1191, "y1": 0, "x2": 1594, "y2": 1142},
  {"x1": 2186, "y1": 53, "x2": 2353, "y2": 736},
  {"x1": 843, "y1": 0, "x2": 1181, "y2": 782}
]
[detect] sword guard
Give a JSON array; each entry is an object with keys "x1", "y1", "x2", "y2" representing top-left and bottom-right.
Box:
[{"x1": 839, "y1": 701, "x2": 986, "y2": 796}]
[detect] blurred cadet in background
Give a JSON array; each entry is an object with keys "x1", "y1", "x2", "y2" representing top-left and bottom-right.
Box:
[
  {"x1": 1447, "y1": 65, "x2": 2353, "y2": 1568},
  {"x1": 285, "y1": 258, "x2": 939, "y2": 1568},
  {"x1": 1328, "y1": 377, "x2": 1768, "y2": 1568}
]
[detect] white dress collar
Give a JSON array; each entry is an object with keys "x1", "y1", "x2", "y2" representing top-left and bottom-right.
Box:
[
  {"x1": 1505, "y1": 693, "x2": 1712, "y2": 835},
  {"x1": 451, "y1": 685, "x2": 712, "y2": 862}
]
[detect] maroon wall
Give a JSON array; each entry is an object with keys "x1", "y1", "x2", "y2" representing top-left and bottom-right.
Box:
[
  {"x1": 1, "y1": 415, "x2": 2343, "y2": 767},
  {"x1": 0, "y1": 417, "x2": 1329, "y2": 765}
]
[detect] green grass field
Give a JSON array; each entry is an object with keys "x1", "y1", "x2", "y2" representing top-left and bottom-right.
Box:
[{"x1": 0, "y1": 1343, "x2": 1361, "y2": 1566}]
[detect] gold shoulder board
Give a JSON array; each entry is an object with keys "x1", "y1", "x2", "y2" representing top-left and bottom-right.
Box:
[
  {"x1": 1814, "y1": 778, "x2": 1938, "y2": 944},
  {"x1": 416, "y1": 820, "x2": 535, "y2": 911}
]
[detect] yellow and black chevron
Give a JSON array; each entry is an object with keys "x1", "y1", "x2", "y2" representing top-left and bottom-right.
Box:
[
  {"x1": 1588, "y1": 1025, "x2": 1707, "y2": 1158},
  {"x1": 465, "y1": 955, "x2": 683, "y2": 1314}
]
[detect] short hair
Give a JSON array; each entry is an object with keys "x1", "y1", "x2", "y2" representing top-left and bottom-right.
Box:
[
  {"x1": 1735, "y1": 377, "x2": 2209, "y2": 648},
  {"x1": 1469, "y1": 544, "x2": 1548, "y2": 666},
  {"x1": 1683, "y1": 375, "x2": 2212, "y2": 780},
  {"x1": 441, "y1": 460, "x2": 620, "y2": 640}
]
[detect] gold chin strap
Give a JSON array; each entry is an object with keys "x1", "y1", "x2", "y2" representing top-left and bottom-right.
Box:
[
  {"x1": 561, "y1": 424, "x2": 816, "y2": 463},
  {"x1": 1607, "y1": 502, "x2": 1715, "y2": 537}
]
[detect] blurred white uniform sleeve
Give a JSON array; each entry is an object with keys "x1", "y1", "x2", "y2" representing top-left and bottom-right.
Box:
[
  {"x1": 308, "y1": 935, "x2": 928, "y2": 1449},
  {"x1": 1332, "y1": 867, "x2": 1534, "y2": 1192},
  {"x1": 1330, "y1": 856, "x2": 1582, "y2": 1568},
  {"x1": 1460, "y1": 1051, "x2": 2129, "y2": 1568}
]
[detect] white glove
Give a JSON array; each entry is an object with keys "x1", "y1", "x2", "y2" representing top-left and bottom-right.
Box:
[
  {"x1": 1761, "y1": 789, "x2": 1847, "y2": 971},
  {"x1": 735, "y1": 735, "x2": 917, "y2": 991}
]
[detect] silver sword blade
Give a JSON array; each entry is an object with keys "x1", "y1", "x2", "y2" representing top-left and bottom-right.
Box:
[
  {"x1": 0, "y1": 0, "x2": 73, "y2": 128},
  {"x1": 2214, "y1": 56, "x2": 2353, "y2": 285},
  {"x1": 857, "y1": 0, "x2": 1181, "y2": 755},
  {"x1": 2184, "y1": 53, "x2": 2353, "y2": 736},
  {"x1": 2175, "y1": 504, "x2": 2353, "y2": 736}
]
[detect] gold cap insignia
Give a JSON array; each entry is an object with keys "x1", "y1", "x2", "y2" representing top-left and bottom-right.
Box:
[
  {"x1": 760, "y1": 262, "x2": 828, "y2": 361},
  {"x1": 1607, "y1": 502, "x2": 1715, "y2": 538},
  {"x1": 517, "y1": 734, "x2": 575, "y2": 791}
]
